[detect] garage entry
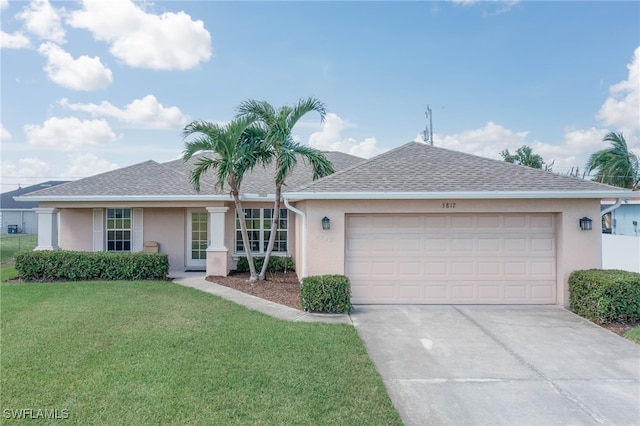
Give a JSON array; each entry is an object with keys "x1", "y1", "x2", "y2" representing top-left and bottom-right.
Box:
[{"x1": 345, "y1": 213, "x2": 557, "y2": 304}]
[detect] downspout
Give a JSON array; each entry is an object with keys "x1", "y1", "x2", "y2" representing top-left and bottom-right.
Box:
[
  {"x1": 601, "y1": 198, "x2": 624, "y2": 216},
  {"x1": 601, "y1": 198, "x2": 624, "y2": 233},
  {"x1": 600, "y1": 198, "x2": 625, "y2": 234},
  {"x1": 284, "y1": 198, "x2": 307, "y2": 278}
]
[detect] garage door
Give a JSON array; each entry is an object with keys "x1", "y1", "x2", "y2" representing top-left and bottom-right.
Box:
[{"x1": 345, "y1": 214, "x2": 556, "y2": 304}]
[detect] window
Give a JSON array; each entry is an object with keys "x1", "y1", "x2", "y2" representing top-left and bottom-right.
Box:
[
  {"x1": 106, "y1": 208, "x2": 131, "y2": 252},
  {"x1": 191, "y1": 212, "x2": 208, "y2": 260},
  {"x1": 236, "y1": 208, "x2": 288, "y2": 253}
]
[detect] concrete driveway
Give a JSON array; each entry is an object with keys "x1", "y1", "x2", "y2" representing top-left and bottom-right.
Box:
[{"x1": 351, "y1": 305, "x2": 640, "y2": 425}]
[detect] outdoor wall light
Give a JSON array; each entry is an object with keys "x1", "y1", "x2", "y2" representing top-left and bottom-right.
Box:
[
  {"x1": 579, "y1": 217, "x2": 593, "y2": 231},
  {"x1": 322, "y1": 216, "x2": 330, "y2": 230}
]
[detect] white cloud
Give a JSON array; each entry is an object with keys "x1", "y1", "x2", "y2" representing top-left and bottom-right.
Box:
[
  {"x1": 0, "y1": 157, "x2": 52, "y2": 190},
  {"x1": 1, "y1": 0, "x2": 9, "y2": 10},
  {"x1": 1, "y1": 30, "x2": 31, "y2": 49},
  {"x1": 431, "y1": 121, "x2": 608, "y2": 173},
  {"x1": 60, "y1": 95, "x2": 188, "y2": 129},
  {"x1": 1, "y1": 123, "x2": 12, "y2": 140},
  {"x1": 308, "y1": 113, "x2": 387, "y2": 158},
  {"x1": 450, "y1": 0, "x2": 518, "y2": 14},
  {"x1": 24, "y1": 116, "x2": 117, "y2": 150},
  {"x1": 597, "y1": 46, "x2": 640, "y2": 133},
  {"x1": 434, "y1": 121, "x2": 530, "y2": 160},
  {"x1": 38, "y1": 42, "x2": 112, "y2": 90},
  {"x1": 67, "y1": 0, "x2": 212, "y2": 70},
  {"x1": 17, "y1": 0, "x2": 65, "y2": 44},
  {"x1": 63, "y1": 153, "x2": 119, "y2": 178}
]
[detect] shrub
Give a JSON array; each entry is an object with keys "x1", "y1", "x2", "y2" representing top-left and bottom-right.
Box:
[
  {"x1": 236, "y1": 256, "x2": 295, "y2": 273},
  {"x1": 569, "y1": 269, "x2": 640, "y2": 324},
  {"x1": 300, "y1": 274, "x2": 352, "y2": 314},
  {"x1": 15, "y1": 250, "x2": 169, "y2": 282}
]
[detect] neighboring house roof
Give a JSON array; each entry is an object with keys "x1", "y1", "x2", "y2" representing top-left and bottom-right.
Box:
[
  {"x1": 284, "y1": 141, "x2": 632, "y2": 200},
  {"x1": 17, "y1": 152, "x2": 365, "y2": 202},
  {"x1": 1, "y1": 181, "x2": 69, "y2": 209}
]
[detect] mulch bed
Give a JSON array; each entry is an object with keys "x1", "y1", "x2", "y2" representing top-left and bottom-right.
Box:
[
  {"x1": 204, "y1": 273, "x2": 639, "y2": 342},
  {"x1": 206, "y1": 271, "x2": 302, "y2": 310},
  {"x1": 600, "y1": 321, "x2": 639, "y2": 337}
]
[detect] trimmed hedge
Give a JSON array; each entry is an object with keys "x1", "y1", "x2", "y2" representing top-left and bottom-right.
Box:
[
  {"x1": 300, "y1": 274, "x2": 352, "y2": 314},
  {"x1": 569, "y1": 269, "x2": 640, "y2": 324},
  {"x1": 236, "y1": 256, "x2": 295, "y2": 273},
  {"x1": 15, "y1": 250, "x2": 169, "y2": 281}
]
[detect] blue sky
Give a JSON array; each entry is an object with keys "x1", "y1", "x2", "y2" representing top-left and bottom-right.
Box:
[{"x1": 1, "y1": 0, "x2": 639, "y2": 191}]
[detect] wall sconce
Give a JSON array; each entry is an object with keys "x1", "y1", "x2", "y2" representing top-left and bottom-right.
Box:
[
  {"x1": 579, "y1": 217, "x2": 592, "y2": 231},
  {"x1": 322, "y1": 216, "x2": 330, "y2": 230}
]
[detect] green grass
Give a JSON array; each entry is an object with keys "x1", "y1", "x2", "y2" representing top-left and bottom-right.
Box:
[
  {"x1": 624, "y1": 325, "x2": 640, "y2": 343},
  {"x1": 0, "y1": 233, "x2": 37, "y2": 263},
  {"x1": 0, "y1": 280, "x2": 401, "y2": 425},
  {"x1": 0, "y1": 262, "x2": 18, "y2": 282}
]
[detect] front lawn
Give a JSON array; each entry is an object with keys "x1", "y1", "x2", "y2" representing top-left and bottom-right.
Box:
[
  {"x1": 0, "y1": 233, "x2": 37, "y2": 263},
  {"x1": 0, "y1": 280, "x2": 401, "y2": 425},
  {"x1": 624, "y1": 325, "x2": 640, "y2": 343}
]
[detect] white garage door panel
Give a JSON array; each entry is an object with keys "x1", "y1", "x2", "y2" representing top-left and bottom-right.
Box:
[{"x1": 346, "y1": 214, "x2": 557, "y2": 304}]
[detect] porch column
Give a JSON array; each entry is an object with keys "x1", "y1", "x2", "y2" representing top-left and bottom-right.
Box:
[
  {"x1": 206, "y1": 207, "x2": 229, "y2": 276},
  {"x1": 34, "y1": 208, "x2": 60, "y2": 251}
]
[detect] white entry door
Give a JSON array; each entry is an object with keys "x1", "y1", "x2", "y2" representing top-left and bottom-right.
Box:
[{"x1": 187, "y1": 209, "x2": 208, "y2": 269}]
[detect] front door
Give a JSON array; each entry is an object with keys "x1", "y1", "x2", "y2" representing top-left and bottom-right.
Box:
[{"x1": 187, "y1": 209, "x2": 208, "y2": 269}]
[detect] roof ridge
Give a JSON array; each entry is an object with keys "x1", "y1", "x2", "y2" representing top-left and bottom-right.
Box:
[{"x1": 290, "y1": 142, "x2": 410, "y2": 192}]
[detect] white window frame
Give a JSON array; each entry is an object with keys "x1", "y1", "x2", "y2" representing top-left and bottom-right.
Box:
[
  {"x1": 235, "y1": 208, "x2": 288, "y2": 254},
  {"x1": 101, "y1": 208, "x2": 143, "y2": 253}
]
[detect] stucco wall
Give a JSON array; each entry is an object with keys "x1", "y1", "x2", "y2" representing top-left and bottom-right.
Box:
[
  {"x1": 143, "y1": 208, "x2": 186, "y2": 270},
  {"x1": 59, "y1": 209, "x2": 93, "y2": 251},
  {"x1": 293, "y1": 198, "x2": 602, "y2": 306},
  {"x1": 46, "y1": 202, "x2": 299, "y2": 274}
]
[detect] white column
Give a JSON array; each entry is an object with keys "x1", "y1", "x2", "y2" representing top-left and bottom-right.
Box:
[
  {"x1": 206, "y1": 207, "x2": 229, "y2": 251},
  {"x1": 205, "y1": 206, "x2": 229, "y2": 276},
  {"x1": 34, "y1": 208, "x2": 60, "y2": 251}
]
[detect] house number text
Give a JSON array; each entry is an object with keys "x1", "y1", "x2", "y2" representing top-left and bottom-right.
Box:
[{"x1": 442, "y1": 202, "x2": 456, "y2": 209}]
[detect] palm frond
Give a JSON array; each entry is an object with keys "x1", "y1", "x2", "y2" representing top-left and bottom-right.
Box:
[{"x1": 586, "y1": 131, "x2": 639, "y2": 189}]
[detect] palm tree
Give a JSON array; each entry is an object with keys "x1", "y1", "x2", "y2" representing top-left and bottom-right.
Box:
[
  {"x1": 236, "y1": 98, "x2": 335, "y2": 280},
  {"x1": 182, "y1": 117, "x2": 268, "y2": 281},
  {"x1": 586, "y1": 132, "x2": 639, "y2": 189}
]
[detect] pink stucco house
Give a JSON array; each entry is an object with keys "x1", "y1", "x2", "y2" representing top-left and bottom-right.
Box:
[{"x1": 18, "y1": 141, "x2": 630, "y2": 306}]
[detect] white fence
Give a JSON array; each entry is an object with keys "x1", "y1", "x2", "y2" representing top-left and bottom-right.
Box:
[{"x1": 602, "y1": 234, "x2": 640, "y2": 273}]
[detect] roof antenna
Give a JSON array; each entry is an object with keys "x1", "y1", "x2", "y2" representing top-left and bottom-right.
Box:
[{"x1": 422, "y1": 105, "x2": 433, "y2": 146}]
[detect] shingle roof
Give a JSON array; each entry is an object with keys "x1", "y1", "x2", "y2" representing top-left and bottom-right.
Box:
[
  {"x1": 1, "y1": 181, "x2": 69, "y2": 208},
  {"x1": 291, "y1": 141, "x2": 627, "y2": 194},
  {"x1": 19, "y1": 142, "x2": 630, "y2": 201},
  {"x1": 21, "y1": 151, "x2": 365, "y2": 199}
]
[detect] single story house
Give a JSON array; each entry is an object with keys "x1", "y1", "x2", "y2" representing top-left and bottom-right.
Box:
[
  {"x1": 1, "y1": 181, "x2": 68, "y2": 234},
  {"x1": 18, "y1": 141, "x2": 631, "y2": 306}
]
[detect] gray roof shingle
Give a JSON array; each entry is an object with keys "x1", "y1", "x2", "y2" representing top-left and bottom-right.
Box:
[
  {"x1": 291, "y1": 141, "x2": 626, "y2": 194},
  {"x1": 21, "y1": 151, "x2": 365, "y2": 199}
]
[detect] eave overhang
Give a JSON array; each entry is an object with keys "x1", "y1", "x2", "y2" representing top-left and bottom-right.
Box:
[{"x1": 283, "y1": 190, "x2": 634, "y2": 202}]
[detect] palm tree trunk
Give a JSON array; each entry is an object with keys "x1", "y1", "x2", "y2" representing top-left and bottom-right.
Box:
[
  {"x1": 259, "y1": 184, "x2": 282, "y2": 280},
  {"x1": 232, "y1": 187, "x2": 258, "y2": 281}
]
